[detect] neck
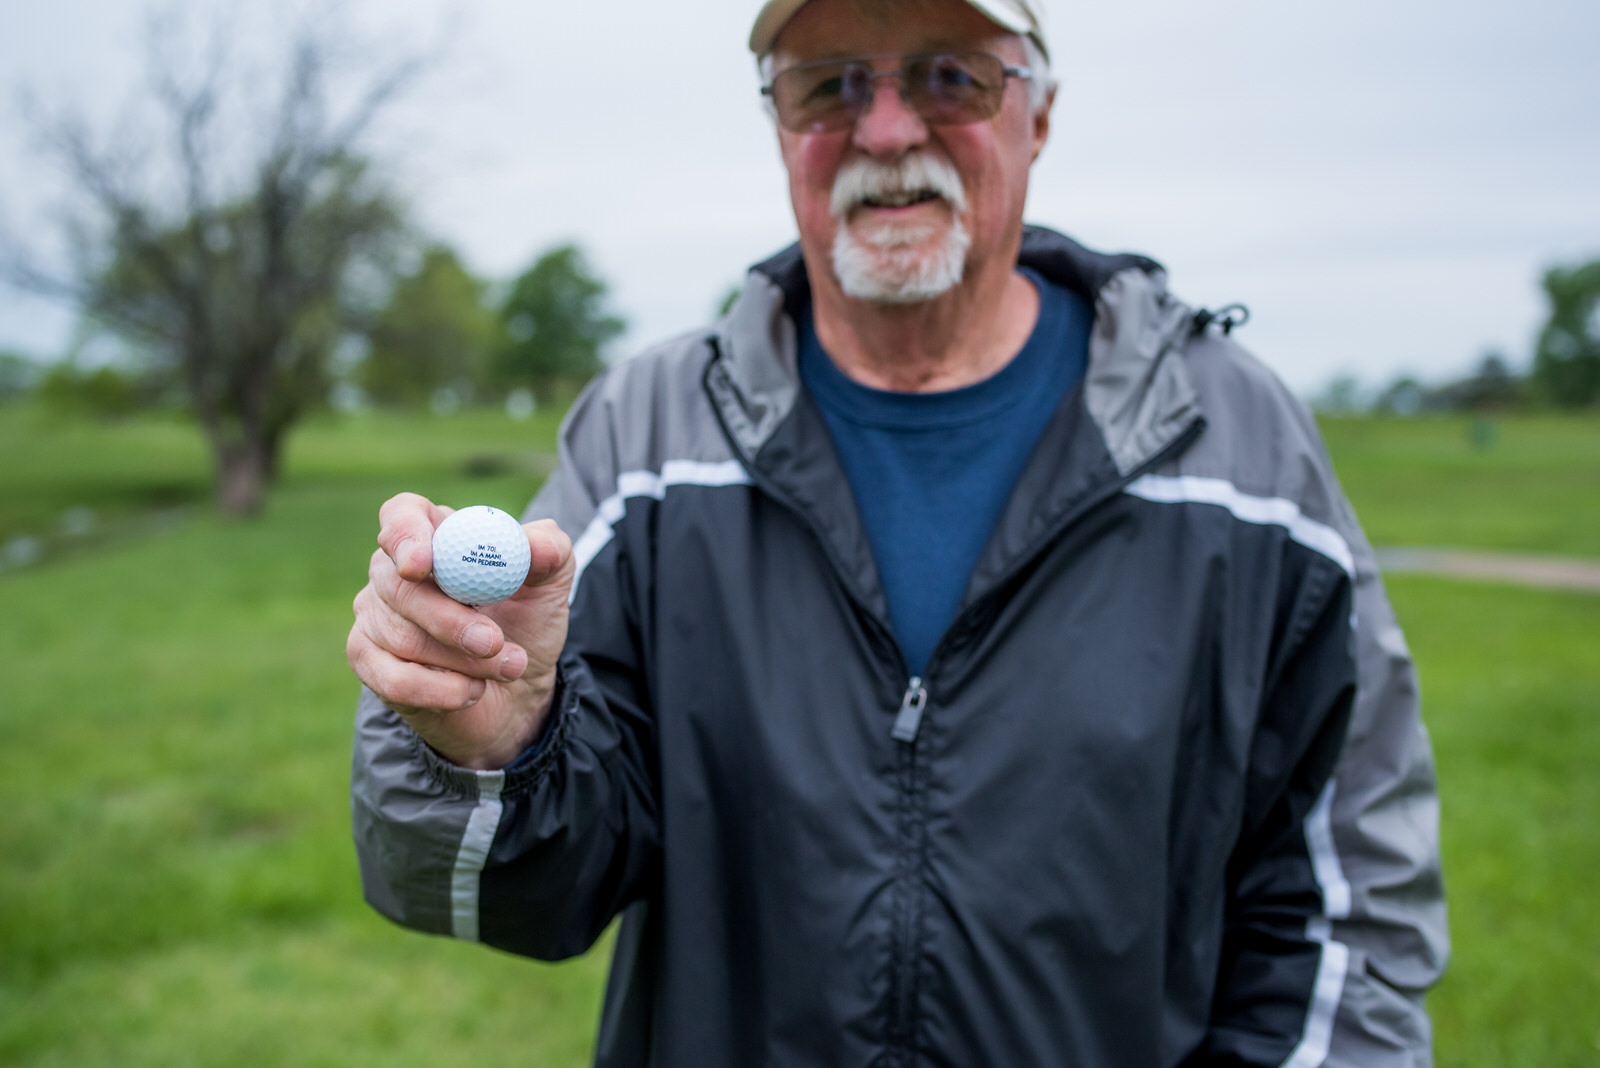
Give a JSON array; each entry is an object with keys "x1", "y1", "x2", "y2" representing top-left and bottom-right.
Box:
[{"x1": 810, "y1": 257, "x2": 1040, "y2": 393}]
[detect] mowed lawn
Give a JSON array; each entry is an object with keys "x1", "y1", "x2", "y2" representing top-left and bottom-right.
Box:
[
  {"x1": 0, "y1": 406, "x2": 1596, "y2": 1066},
  {"x1": 1319, "y1": 415, "x2": 1600, "y2": 558}
]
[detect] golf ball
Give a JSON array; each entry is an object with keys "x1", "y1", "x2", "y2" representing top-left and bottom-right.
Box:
[{"x1": 430, "y1": 506, "x2": 532, "y2": 606}]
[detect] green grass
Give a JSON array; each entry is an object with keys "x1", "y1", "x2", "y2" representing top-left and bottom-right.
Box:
[
  {"x1": 1320, "y1": 415, "x2": 1600, "y2": 558},
  {"x1": 0, "y1": 404, "x2": 605, "y2": 1066},
  {"x1": 0, "y1": 405, "x2": 565, "y2": 563},
  {"x1": 1386, "y1": 577, "x2": 1600, "y2": 1067},
  {"x1": 0, "y1": 407, "x2": 1596, "y2": 1064},
  {"x1": 0, "y1": 406, "x2": 210, "y2": 543}
]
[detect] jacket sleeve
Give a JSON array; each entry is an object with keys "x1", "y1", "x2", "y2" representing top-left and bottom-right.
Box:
[
  {"x1": 1197, "y1": 499, "x2": 1449, "y2": 1065},
  {"x1": 1318, "y1": 508, "x2": 1449, "y2": 1066},
  {"x1": 351, "y1": 378, "x2": 662, "y2": 961}
]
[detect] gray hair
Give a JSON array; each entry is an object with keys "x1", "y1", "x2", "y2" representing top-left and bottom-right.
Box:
[
  {"x1": 1020, "y1": 36, "x2": 1055, "y2": 114},
  {"x1": 757, "y1": 35, "x2": 1056, "y2": 120}
]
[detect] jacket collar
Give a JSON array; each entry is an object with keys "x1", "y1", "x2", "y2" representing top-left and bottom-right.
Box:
[
  {"x1": 710, "y1": 225, "x2": 1203, "y2": 477},
  {"x1": 704, "y1": 226, "x2": 1208, "y2": 649}
]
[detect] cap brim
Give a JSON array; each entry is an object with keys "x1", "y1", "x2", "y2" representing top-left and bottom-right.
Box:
[
  {"x1": 749, "y1": 0, "x2": 807, "y2": 56},
  {"x1": 963, "y1": 0, "x2": 1033, "y2": 37},
  {"x1": 750, "y1": 0, "x2": 1043, "y2": 58}
]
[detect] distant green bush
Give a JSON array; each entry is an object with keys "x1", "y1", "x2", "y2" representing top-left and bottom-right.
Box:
[
  {"x1": 37, "y1": 362, "x2": 157, "y2": 418},
  {"x1": 0, "y1": 352, "x2": 42, "y2": 402}
]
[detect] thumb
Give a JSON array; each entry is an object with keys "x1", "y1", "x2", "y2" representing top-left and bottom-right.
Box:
[{"x1": 522, "y1": 519, "x2": 576, "y2": 594}]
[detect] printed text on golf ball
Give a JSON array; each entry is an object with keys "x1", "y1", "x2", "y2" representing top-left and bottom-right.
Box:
[{"x1": 430, "y1": 506, "x2": 532, "y2": 605}]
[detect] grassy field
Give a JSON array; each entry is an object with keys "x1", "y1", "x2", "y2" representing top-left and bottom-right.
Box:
[
  {"x1": 1319, "y1": 415, "x2": 1600, "y2": 558},
  {"x1": 0, "y1": 404, "x2": 1596, "y2": 1065},
  {"x1": 1391, "y1": 577, "x2": 1600, "y2": 1067}
]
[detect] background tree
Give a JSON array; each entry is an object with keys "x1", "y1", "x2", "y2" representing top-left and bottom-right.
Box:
[
  {"x1": 493, "y1": 244, "x2": 625, "y2": 404},
  {"x1": 4, "y1": 13, "x2": 420, "y2": 514},
  {"x1": 1430, "y1": 350, "x2": 1523, "y2": 412},
  {"x1": 1311, "y1": 373, "x2": 1365, "y2": 415},
  {"x1": 1533, "y1": 258, "x2": 1600, "y2": 409},
  {"x1": 1373, "y1": 375, "x2": 1426, "y2": 416},
  {"x1": 359, "y1": 244, "x2": 495, "y2": 408},
  {"x1": 0, "y1": 351, "x2": 41, "y2": 403}
]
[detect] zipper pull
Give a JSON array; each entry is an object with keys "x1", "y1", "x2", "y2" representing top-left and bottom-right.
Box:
[{"x1": 890, "y1": 676, "x2": 928, "y2": 743}]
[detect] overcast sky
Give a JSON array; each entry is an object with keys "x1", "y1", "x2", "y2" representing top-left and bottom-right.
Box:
[{"x1": 2, "y1": 0, "x2": 1597, "y2": 396}]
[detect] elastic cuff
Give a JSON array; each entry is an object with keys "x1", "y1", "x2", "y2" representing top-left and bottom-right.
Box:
[
  {"x1": 501, "y1": 663, "x2": 577, "y2": 796},
  {"x1": 406, "y1": 663, "x2": 576, "y2": 798}
]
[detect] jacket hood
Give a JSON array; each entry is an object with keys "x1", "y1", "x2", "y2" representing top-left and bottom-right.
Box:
[{"x1": 710, "y1": 225, "x2": 1204, "y2": 476}]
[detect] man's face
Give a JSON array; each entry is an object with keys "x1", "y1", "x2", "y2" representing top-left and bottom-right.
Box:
[{"x1": 768, "y1": 0, "x2": 1050, "y2": 305}]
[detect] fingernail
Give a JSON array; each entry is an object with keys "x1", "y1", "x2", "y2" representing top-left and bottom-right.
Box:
[
  {"x1": 461, "y1": 679, "x2": 486, "y2": 707},
  {"x1": 499, "y1": 648, "x2": 527, "y2": 680},
  {"x1": 463, "y1": 623, "x2": 495, "y2": 657},
  {"x1": 395, "y1": 537, "x2": 416, "y2": 570}
]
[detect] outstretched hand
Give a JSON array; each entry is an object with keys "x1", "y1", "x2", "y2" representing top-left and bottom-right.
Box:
[{"x1": 347, "y1": 492, "x2": 574, "y2": 769}]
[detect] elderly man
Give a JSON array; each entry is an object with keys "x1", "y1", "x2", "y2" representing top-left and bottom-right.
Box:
[{"x1": 347, "y1": 0, "x2": 1448, "y2": 1064}]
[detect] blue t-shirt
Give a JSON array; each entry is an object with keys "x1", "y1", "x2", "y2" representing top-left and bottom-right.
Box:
[{"x1": 798, "y1": 270, "x2": 1092, "y2": 677}]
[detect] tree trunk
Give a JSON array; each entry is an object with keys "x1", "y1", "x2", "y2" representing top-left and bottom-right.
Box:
[
  {"x1": 215, "y1": 438, "x2": 270, "y2": 516},
  {"x1": 261, "y1": 422, "x2": 288, "y2": 485}
]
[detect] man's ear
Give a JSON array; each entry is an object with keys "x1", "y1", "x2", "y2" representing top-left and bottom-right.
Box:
[{"x1": 1031, "y1": 84, "x2": 1055, "y2": 163}]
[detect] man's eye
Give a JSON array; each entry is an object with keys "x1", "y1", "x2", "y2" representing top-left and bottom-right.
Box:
[
  {"x1": 930, "y1": 62, "x2": 979, "y2": 90},
  {"x1": 805, "y1": 76, "x2": 845, "y2": 103}
]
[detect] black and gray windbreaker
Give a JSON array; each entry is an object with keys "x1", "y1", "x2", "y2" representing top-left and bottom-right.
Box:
[{"x1": 352, "y1": 227, "x2": 1448, "y2": 1067}]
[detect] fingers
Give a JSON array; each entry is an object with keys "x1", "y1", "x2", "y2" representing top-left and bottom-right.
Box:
[
  {"x1": 377, "y1": 492, "x2": 456, "y2": 582},
  {"x1": 377, "y1": 494, "x2": 571, "y2": 593},
  {"x1": 349, "y1": 579, "x2": 531, "y2": 716},
  {"x1": 354, "y1": 496, "x2": 570, "y2": 730},
  {"x1": 367, "y1": 548, "x2": 511, "y2": 659},
  {"x1": 523, "y1": 518, "x2": 575, "y2": 589},
  {"x1": 354, "y1": 583, "x2": 528, "y2": 681},
  {"x1": 347, "y1": 625, "x2": 488, "y2": 713}
]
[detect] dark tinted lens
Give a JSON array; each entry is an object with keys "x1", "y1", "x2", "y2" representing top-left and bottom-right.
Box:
[
  {"x1": 905, "y1": 53, "x2": 1006, "y2": 125},
  {"x1": 768, "y1": 52, "x2": 1011, "y2": 133},
  {"x1": 771, "y1": 60, "x2": 869, "y2": 132}
]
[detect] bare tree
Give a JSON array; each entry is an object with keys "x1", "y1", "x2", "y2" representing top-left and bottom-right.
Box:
[{"x1": 5, "y1": 10, "x2": 422, "y2": 514}]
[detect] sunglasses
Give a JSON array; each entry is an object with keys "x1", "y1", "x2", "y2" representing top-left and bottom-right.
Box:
[{"x1": 762, "y1": 51, "x2": 1031, "y2": 134}]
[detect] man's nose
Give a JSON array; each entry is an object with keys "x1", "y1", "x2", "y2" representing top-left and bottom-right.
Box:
[{"x1": 851, "y1": 73, "x2": 928, "y2": 159}]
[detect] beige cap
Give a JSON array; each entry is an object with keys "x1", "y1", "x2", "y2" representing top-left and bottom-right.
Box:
[{"x1": 749, "y1": 0, "x2": 1050, "y2": 62}]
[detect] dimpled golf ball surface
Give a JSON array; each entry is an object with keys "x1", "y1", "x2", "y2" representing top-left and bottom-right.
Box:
[{"x1": 431, "y1": 506, "x2": 531, "y2": 606}]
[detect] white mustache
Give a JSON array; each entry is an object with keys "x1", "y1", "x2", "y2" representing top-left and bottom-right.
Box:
[{"x1": 829, "y1": 151, "x2": 968, "y2": 219}]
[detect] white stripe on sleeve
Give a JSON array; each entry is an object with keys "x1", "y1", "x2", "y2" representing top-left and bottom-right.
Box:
[
  {"x1": 1281, "y1": 932, "x2": 1351, "y2": 1068},
  {"x1": 1278, "y1": 780, "x2": 1355, "y2": 1068},
  {"x1": 568, "y1": 459, "x2": 752, "y2": 603},
  {"x1": 1125, "y1": 475, "x2": 1360, "y2": 1066},
  {"x1": 451, "y1": 769, "x2": 506, "y2": 942},
  {"x1": 1124, "y1": 474, "x2": 1355, "y2": 577}
]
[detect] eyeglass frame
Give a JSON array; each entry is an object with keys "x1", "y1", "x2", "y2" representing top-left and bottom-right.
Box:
[{"x1": 759, "y1": 51, "x2": 1033, "y2": 134}]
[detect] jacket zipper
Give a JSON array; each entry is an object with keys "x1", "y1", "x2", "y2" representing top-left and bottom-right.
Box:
[
  {"x1": 705, "y1": 340, "x2": 1205, "y2": 1063},
  {"x1": 890, "y1": 677, "x2": 927, "y2": 1059},
  {"x1": 914, "y1": 417, "x2": 1208, "y2": 694},
  {"x1": 875, "y1": 425, "x2": 1204, "y2": 1061},
  {"x1": 704, "y1": 360, "x2": 928, "y2": 1061},
  {"x1": 890, "y1": 676, "x2": 928, "y2": 743},
  {"x1": 890, "y1": 414, "x2": 1203, "y2": 746}
]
